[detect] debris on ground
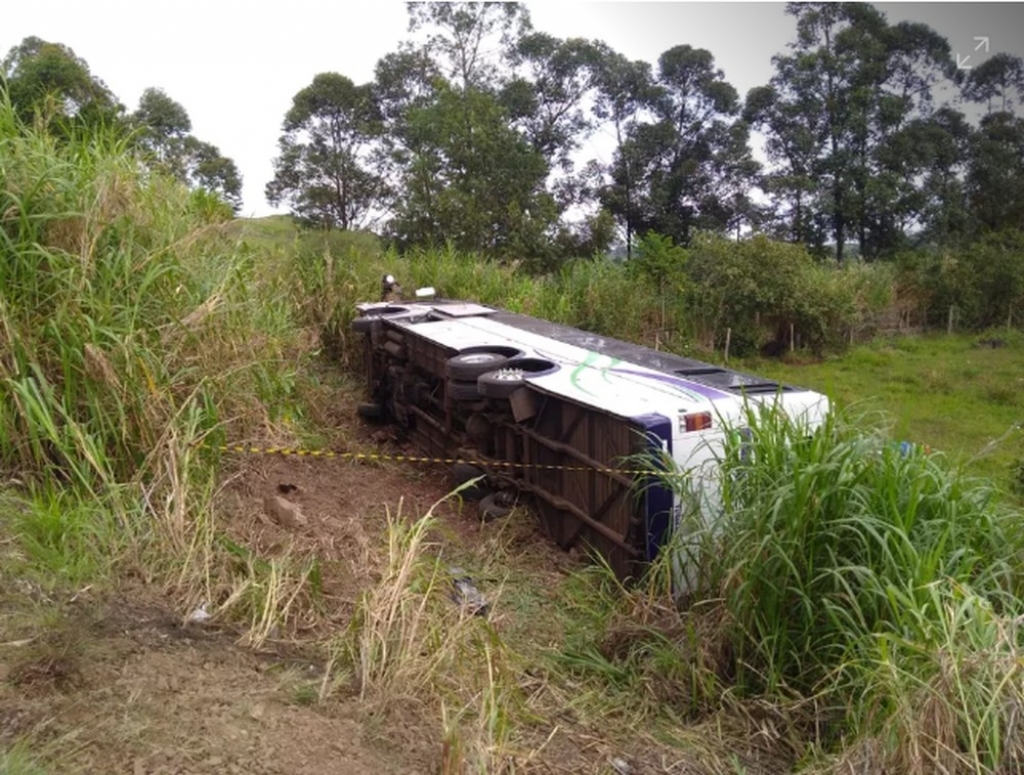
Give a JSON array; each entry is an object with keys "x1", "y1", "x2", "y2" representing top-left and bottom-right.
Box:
[
  {"x1": 263, "y1": 494, "x2": 307, "y2": 528},
  {"x1": 610, "y1": 756, "x2": 633, "y2": 774},
  {"x1": 448, "y1": 566, "x2": 489, "y2": 616},
  {"x1": 185, "y1": 603, "x2": 211, "y2": 625}
]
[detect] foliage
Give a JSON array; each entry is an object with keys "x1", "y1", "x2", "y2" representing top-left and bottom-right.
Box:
[
  {"x1": 386, "y1": 83, "x2": 557, "y2": 257},
  {"x1": 1, "y1": 36, "x2": 123, "y2": 133},
  {"x1": 250, "y1": 2, "x2": 1024, "y2": 265},
  {"x1": 962, "y1": 52, "x2": 1024, "y2": 114},
  {"x1": 747, "y1": 4, "x2": 958, "y2": 260},
  {"x1": 131, "y1": 86, "x2": 192, "y2": 163},
  {"x1": 407, "y1": 1, "x2": 531, "y2": 91},
  {"x1": 266, "y1": 72, "x2": 386, "y2": 229},
  {"x1": 897, "y1": 230, "x2": 1024, "y2": 329},
  {"x1": 0, "y1": 97, "x2": 306, "y2": 624},
  {"x1": 625, "y1": 230, "x2": 687, "y2": 288},
  {"x1": 608, "y1": 45, "x2": 760, "y2": 246},
  {"x1": 130, "y1": 89, "x2": 244, "y2": 212},
  {"x1": 966, "y1": 111, "x2": 1024, "y2": 234},
  {"x1": 643, "y1": 404, "x2": 1024, "y2": 768},
  {"x1": 683, "y1": 233, "x2": 868, "y2": 354}
]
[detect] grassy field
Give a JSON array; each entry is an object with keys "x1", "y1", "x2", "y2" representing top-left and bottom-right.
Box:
[
  {"x1": 2, "y1": 104, "x2": 1023, "y2": 773},
  {"x1": 736, "y1": 331, "x2": 1024, "y2": 489}
]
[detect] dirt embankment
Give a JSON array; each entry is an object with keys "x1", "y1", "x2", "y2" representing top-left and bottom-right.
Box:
[{"x1": 1, "y1": 429, "x2": 599, "y2": 774}]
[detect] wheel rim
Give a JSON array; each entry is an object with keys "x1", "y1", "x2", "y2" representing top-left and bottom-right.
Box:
[{"x1": 491, "y1": 369, "x2": 524, "y2": 381}]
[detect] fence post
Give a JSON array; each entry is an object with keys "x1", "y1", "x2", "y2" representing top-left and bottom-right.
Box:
[
  {"x1": 947, "y1": 305, "x2": 955, "y2": 335},
  {"x1": 790, "y1": 323, "x2": 795, "y2": 352},
  {"x1": 724, "y1": 327, "x2": 731, "y2": 362}
]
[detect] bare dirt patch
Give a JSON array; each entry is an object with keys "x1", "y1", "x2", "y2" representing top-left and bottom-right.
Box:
[
  {"x1": 0, "y1": 427, "x2": 594, "y2": 773},
  {"x1": 1, "y1": 591, "x2": 429, "y2": 774}
]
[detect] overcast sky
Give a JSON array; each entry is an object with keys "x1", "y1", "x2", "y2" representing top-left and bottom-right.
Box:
[{"x1": 5, "y1": 2, "x2": 1023, "y2": 217}]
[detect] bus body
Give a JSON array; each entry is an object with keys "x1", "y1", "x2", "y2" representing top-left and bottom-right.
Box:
[{"x1": 353, "y1": 296, "x2": 830, "y2": 581}]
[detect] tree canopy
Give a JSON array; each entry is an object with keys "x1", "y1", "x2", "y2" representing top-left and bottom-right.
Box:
[
  {"x1": 266, "y1": 73, "x2": 386, "y2": 230},
  {"x1": 1, "y1": 36, "x2": 123, "y2": 131},
  {"x1": 262, "y1": 1, "x2": 1024, "y2": 264},
  {"x1": 1, "y1": 37, "x2": 243, "y2": 213},
  {"x1": 130, "y1": 87, "x2": 243, "y2": 212}
]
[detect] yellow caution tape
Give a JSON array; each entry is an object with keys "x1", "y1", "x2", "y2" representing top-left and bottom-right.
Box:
[{"x1": 216, "y1": 444, "x2": 677, "y2": 478}]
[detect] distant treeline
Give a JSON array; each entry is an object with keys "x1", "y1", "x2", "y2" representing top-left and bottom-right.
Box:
[
  {"x1": 261, "y1": 2, "x2": 1024, "y2": 266},
  {"x1": 3, "y1": 3, "x2": 1024, "y2": 312}
]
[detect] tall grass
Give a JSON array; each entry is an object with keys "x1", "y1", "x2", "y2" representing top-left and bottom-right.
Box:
[
  {"x1": 329, "y1": 496, "x2": 528, "y2": 772},
  {"x1": 646, "y1": 403, "x2": 1024, "y2": 770},
  {"x1": 0, "y1": 95, "x2": 313, "y2": 630},
  {"x1": 539, "y1": 405, "x2": 1024, "y2": 769},
  {"x1": 291, "y1": 236, "x2": 679, "y2": 370}
]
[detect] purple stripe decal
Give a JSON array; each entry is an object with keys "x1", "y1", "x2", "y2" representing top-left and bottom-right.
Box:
[{"x1": 609, "y1": 367, "x2": 731, "y2": 400}]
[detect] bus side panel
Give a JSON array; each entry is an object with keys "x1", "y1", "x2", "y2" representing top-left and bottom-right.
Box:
[{"x1": 520, "y1": 393, "x2": 668, "y2": 579}]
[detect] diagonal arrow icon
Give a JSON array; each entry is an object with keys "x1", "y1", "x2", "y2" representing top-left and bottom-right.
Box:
[
  {"x1": 974, "y1": 36, "x2": 990, "y2": 52},
  {"x1": 957, "y1": 53, "x2": 972, "y2": 70}
]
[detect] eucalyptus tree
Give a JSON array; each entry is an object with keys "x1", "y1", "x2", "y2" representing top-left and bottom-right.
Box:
[
  {"x1": 266, "y1": 73, "x2": 386, "y2": 230},
  {"x1": 385, "y1": 81, "x2": 556, "y2": 257},
  {"x1": 379, "y1": 2, "x2": 562, "y2": 258},
  {"x1": 132, "y1": 87, "x2": 192, "y2": 174},
  {"x1": 406, "y1": 1, "x2": 531, "y2": 90},
  {"x1": 967, "y1": 111, "x2": 1024, "y2": 234},
  {"x1": 747, "y1": 3, "x2": 957, "y2": 259},
  {"x1": 962, "y1": 53, "x2": 1024, "y2": 115},
  {"x1": 131, "y1": 88, "x2": 242, "y2": 212},
  {"x1": 601, "y1": 44, "x2": 759, "y2": 247},
  {"x1": 591, "y1": 46, "x2": 660, "y2": 258}
]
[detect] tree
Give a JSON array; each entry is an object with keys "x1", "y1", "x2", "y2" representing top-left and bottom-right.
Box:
[
  {"x1": 131, "y1": 87, "x2": 242, "y2": 213},
  {"x1": 386, "y1": 83, "x2": 556, "y2": 257},
  {"x1": 881, "y1": 106, "x2": 972, "y2": 247},
  {"x1": 1, "y1": 36, "x2": 123, "y2": 130},
  {"x1": 602, "y1": 45, "x2": 760, "y2": 247},
  {"x1": 966, "y1": 111, "x2": 1024, "y2": 234},
  {"x1": 590, "y1": 46, "x2": 659, "y2": 258},
  {"x1": 266, "y1": 73, "x2": 386, "y2": 230},
  {"x1": 406, "y1": 1, "x2": 531, "y2": 90},
  {"x1": 131, "y1": 87, "x2": 192, "y2": 176},
  {"x1": 502, "y1": 33, "x2": 601, "y2": 170},
  {"x1": 963, "y1": 53, "x2": 1024, "y2": 115},
  {"x1": 744, "y1": 82, "x2": 825, "y2": 249},
  {"x1": 184, "y1": 137, "x2": 243, "y2": 213},
  {"x1": 749, "y1": 3, "x2": 956, "y2": 260}
]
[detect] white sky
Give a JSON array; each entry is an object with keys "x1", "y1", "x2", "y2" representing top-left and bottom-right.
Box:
[{"x1": 4, "y1": 2, "x2": 1023, "y2": 218}]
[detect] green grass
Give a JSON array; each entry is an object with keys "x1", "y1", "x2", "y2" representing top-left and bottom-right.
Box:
[
  {"x1": 0, "y1": 743, "x2": 51, "y2": 775},
  {"x1": 0, "y1": 96, "x2": 327, "y2": 638},
  {"x1": 737, "y1": 331, "x2": 1024, "y2": 489}
]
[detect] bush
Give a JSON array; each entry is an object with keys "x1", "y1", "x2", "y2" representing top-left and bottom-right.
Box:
[{"x1": 897, "y1": 231, "x2": 1024, "y2": 330}]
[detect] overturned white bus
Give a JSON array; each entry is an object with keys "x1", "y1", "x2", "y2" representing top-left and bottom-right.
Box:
[{"x1": 352, "y1": 288, "x2": 830, "y2": 581}]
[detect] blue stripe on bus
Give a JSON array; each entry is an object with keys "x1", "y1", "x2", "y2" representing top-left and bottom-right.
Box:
[{"x1": 632, "y1": 413, "x2": 675, "y2": 562}]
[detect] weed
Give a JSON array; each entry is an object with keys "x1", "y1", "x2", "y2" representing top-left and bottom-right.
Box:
[
  {"x1": 0, "y1": 743, "x2": 50, "y2": 775},
  {"x1": 292, "y1": 682, "x2": 320, "y2": 707}
]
